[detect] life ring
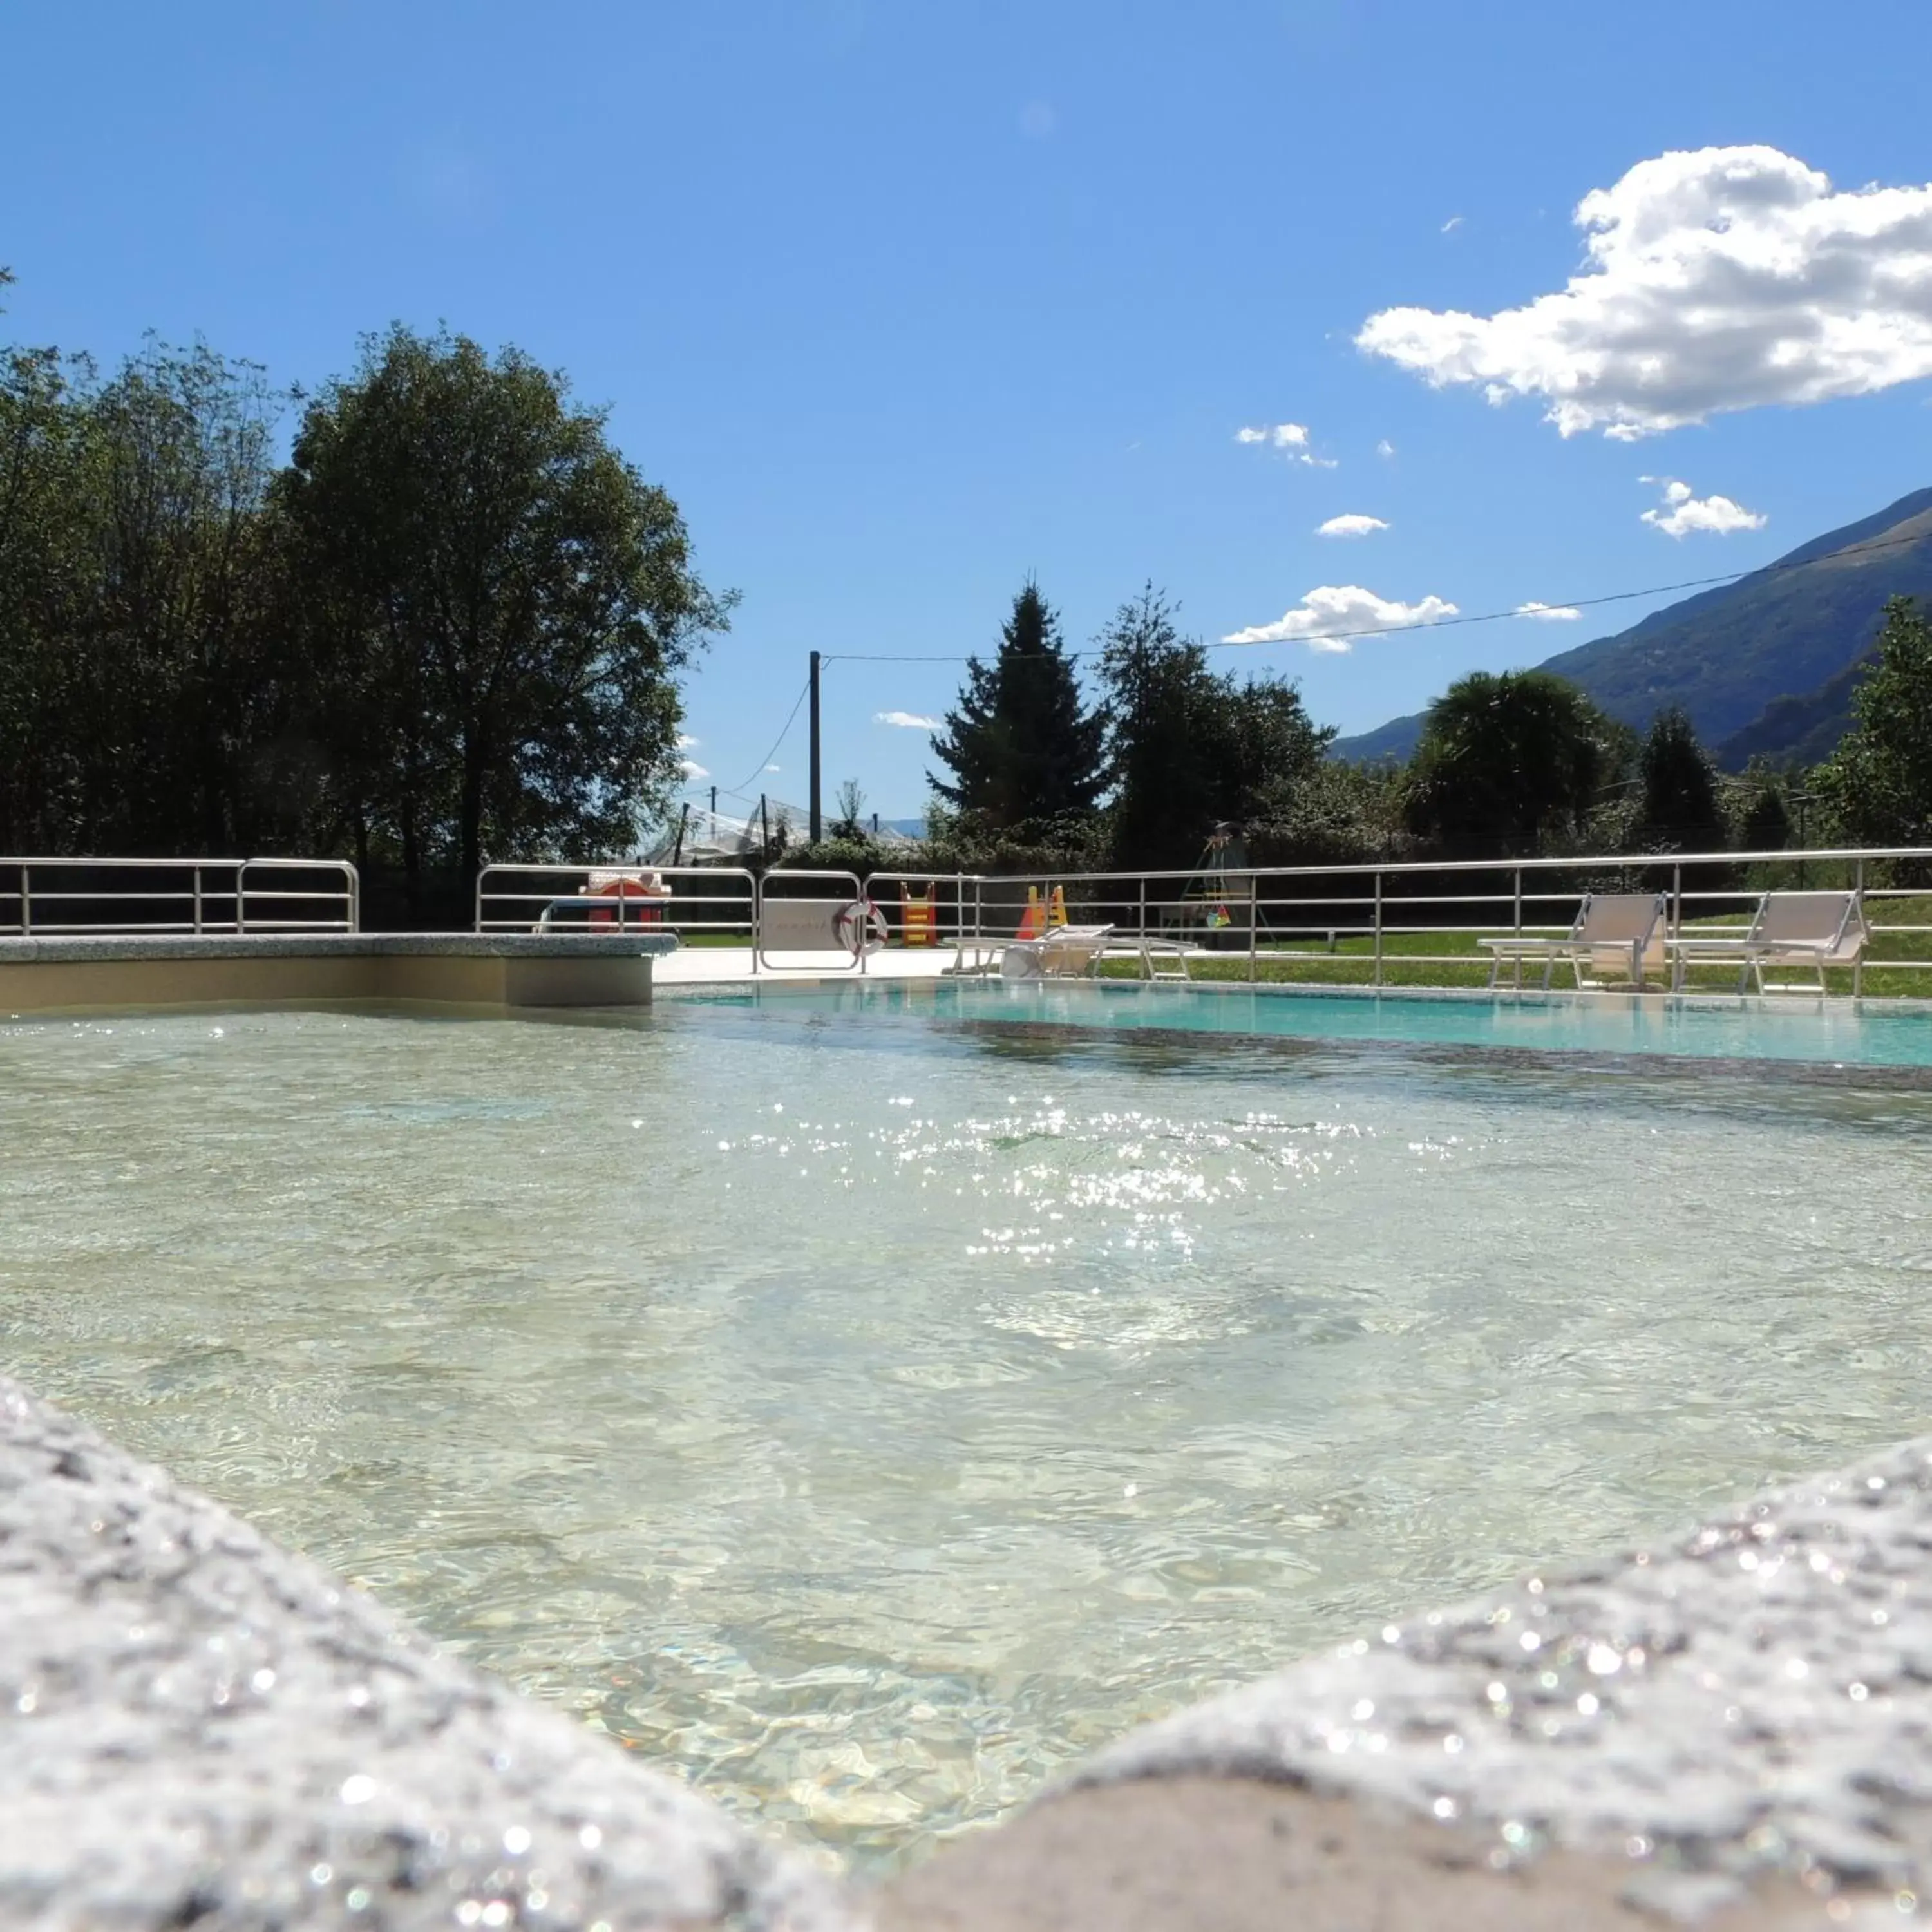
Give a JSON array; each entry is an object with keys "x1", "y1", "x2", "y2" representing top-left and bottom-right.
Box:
[{"x1": 834, "y1": 897, "x2": 889, "y2": 959}]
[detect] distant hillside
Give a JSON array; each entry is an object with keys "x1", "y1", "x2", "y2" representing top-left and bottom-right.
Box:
[
  {"x1": 1715, "y1": 650, "x2": 1873, "y2": 770},
  {"x1": 1332, "y1": 486, "x2": 1932, "y2": 769},
  {"x1": 1328, "y1": 709, "x2": 1425, "y2": 765}
]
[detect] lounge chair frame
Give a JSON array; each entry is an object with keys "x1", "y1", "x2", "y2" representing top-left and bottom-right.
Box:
[
  {"x1": 1479, "y1": 893, "x2": 1669, "y2": 991},
  {"x1": 1667, "y1": 891, "x2": 1869, "y2": 994}
]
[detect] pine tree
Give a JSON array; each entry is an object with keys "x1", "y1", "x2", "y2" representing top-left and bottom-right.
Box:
[
  {"x1": 1632, "y1": 707, "x2": 1726, "y2": 852},
  {"x1": 928, "y1": 582, "x2": 1106, "y2": 829}
]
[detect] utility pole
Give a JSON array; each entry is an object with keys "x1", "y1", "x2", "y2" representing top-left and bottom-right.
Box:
[{"x1": 808, "y1": 650, "x2": 822, "y2": 844}]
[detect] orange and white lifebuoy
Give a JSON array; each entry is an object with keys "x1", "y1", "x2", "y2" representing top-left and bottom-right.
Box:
[{"x1": 833, "y1": 897, "x2": 889, "y2": 958}]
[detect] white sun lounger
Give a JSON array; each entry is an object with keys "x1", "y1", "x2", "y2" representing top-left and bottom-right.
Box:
[
  {"x1": 1000, "y1": 924, "x2": 1115, "y2": 980},
  {"x1": 1479, "y1": 892, "x2": 1670, "y2": 990},
  {"x1": 1667, "y1": 890, "x2": 1869, "y2": 993}
]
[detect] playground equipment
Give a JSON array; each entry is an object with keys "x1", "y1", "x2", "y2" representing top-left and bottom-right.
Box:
[
  {"x1": 536, "y1": 867, "x2": 671, "y2": 930},
  {"x1": 1014, "y1": 885, "x2": 1071, "y2": 941},
  {"x1": 1168, "y1": 827, "x2": 1253, "y2": 945},
  {"x1": 900, "y1": 881, "x2": 938, "y2": 947}
]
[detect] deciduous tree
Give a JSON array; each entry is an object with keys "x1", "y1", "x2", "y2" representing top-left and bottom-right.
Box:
[
  {"x1": 274, "y1": 326, "x2": 733, "y2": 905},
  {"x1": 1095, "y1": 585, "x2": 1332, "y2": 868}
]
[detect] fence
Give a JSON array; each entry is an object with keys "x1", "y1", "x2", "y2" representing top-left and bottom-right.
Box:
[
  {"x1": 871, "y1": 848, "x2": 1932, "y2": 996},
  {"x1": 473, "y1": 863, "x2": 757, "y2": 947},
  {"x1": 470, "y1": 846, "x2": 1932, "y2": 994},
  {"x1": 1, "y1": 858, "x2": 359, "y2": 937}
]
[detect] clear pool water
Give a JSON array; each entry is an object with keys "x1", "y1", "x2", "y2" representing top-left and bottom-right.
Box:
[
  {"x1": 674, "y1": 976, "x2": 1932, "y2": 1069},
  {"x1": 5, "y1": 998, "x2": 1932, "y2": 1872}
]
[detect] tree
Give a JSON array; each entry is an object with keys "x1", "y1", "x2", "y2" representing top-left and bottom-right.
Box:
[
  {"x1": 1404, "y1": 669, "x2": 1620, "y2": 855},
  {"x1": 0, "y1": 315, "x2": 296, "y2": 856},
  {"x1": 0, "y1": 283, "x2": 95, "y2": 850},
  {"x1": 929, "y1": 580, "x2": 1106, "y2": 829},
  {"x1": 1631, "y1": 707, "x2": 1725, "y2": 853},
  {"x1": 1094, "y1": 586, "x2": 1221, "y2": 867},
  {"x1": 830, "y1": 777, "x2": 867, "y2": 838},
  {"x1": 1733, "y1": 761, "x2": 1792, "y2": 853},
  {"x1": 82, "y1": 339, "x2": 287, "y2": 854},
  {"x1": 274, "y1": 325, "x2": 733, "y2": 905},
  {"x1": 1249, "y1": 755, "x2": 1405, "y2": 867},
  {"x1": 1094, "y1": 585, "x2": 1331, "y2": 869},
  {"x1": 1814, "y1": 597, "x2": 1932, "y2": 847}
]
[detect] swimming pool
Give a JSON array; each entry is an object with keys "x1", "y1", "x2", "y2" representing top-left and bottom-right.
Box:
[
  {"x1": 5, "y1": 998, "x2": 1931, "y2": 1871},
  {"x1": 672, "y1": 975, "x2": 1932, "y2": 1070}
]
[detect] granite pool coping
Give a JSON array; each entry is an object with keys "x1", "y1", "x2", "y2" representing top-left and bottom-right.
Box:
[
  {"x1": 0, "y1": 932, "x2": 678, "y2": 962},
  {"x1": 0, "y1": 1374, "x2": 853, "y2": 1932},
  {"x1": 12, "y1": 1367, "x2": 1932, "y2": 1928}
]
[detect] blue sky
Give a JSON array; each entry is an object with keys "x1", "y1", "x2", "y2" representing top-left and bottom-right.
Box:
[{"x1": 6, "y1": 1, "x2": 1931, "y2": 820}]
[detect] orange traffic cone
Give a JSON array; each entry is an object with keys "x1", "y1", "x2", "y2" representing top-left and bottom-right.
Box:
[{"x1": 1016, "y1": 886, "x2": 1044, "y2": 940}]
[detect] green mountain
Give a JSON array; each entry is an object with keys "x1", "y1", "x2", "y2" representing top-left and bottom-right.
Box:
[
  {"x1": 1331, "y1": 486, "x2": 1932, "y2": 769},
  {"x1": 1714, "y1": 650, "x2": 1874, "y2": 770}
]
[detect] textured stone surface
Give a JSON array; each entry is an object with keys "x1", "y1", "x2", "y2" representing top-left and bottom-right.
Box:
[
  {"x1": 0, "y1": 1376, "x2": 860, "y2": 1932},
  {"x1": 1060, "y1": 1432, "x2": 1932, "y2": 1919},
  {"x1": 0, "y1": 933, "x2": 676, "y2": 961},
  {"x1": 878, "y1": 1776, "x2": 1848, "y2": 1931}
]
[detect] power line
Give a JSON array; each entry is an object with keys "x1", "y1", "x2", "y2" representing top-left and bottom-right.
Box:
[
  {"x1": 723, "y1": 675, "x2": 811, "y2": 795},
  {"x1": 819, "y1": 528, "x2": 1928, "y2": 665}
]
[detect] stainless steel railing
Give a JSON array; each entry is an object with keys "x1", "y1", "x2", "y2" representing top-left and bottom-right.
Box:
[
  {"x1": 474, "y1": 863, "x2": 758, "y2": 950},
  {"x1": 869, "y1": 848, "x2": 1932, "y2": 995},
  {"x1": 1, "y1": 857, "x2": 359, "y2": 937},
  {"x1": 467, "y1": 846, "x2": 1932, "y2": 995}
]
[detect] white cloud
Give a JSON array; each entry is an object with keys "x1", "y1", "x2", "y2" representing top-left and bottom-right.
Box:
[
  {"x1": 875, "y1": 710, "x2": 942, "y2": 730},
  {"x1": 1441, "y1": 214, "x2": 1464, "y2": 233},
  {"x1": 676, "y1": 733, "x2": 700, "y2": 750},
  {"x1": 1222, "y1": 585, "x2": 1459, "y2": 651},
  {"x1": 1236, "y1": 421, "x2": 1309, "y2": 447},
  {"x1": 1356, "y1": 145, "x2": 1932, "y2": 439},
  {"x1": 1640, "y1": 477, "x2": 1767, "y2": 538},
  {"x1": 1516, "y1": 600, "x2": 1582, "y2": 620},
  {"x1": 1376, "y1": 439, "x2": 1396, "y2": 457},
  {"x1": 680, "y1": 757, "x2": 710, "y2": 779},
  {"x1": 1235, "y1": 421, "x2": 1337, "y2": 468},
  {"x1": 1317, "y1": 513, "x2": 1389, "y2": 538}
]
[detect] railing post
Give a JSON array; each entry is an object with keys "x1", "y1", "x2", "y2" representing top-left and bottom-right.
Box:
[
  {"x1": 19, "y1": 864, "x2": 29, "y2": 937},
  {"x1": 1854, "y1": 857, "x2": 1866, "y2": 999},
  {"x1": 1248, "y1": 876, "x2": 1257, "y2": 983},
  {"x1": 1139, "y1": 875, "x2": 1147, "y2": 941},
  {"x1": 236, "y1": 862, "x2": 247, "y2": 935},
  {"x1": 1372, "y1": 870, "x2": 1383, "y2": 988},
  {"x1": 1511, "y1": 866, "x2": 1522, "y2": 989},
  {"x1": 193, "y1": 866, "x2": 204, "y2": 934}
]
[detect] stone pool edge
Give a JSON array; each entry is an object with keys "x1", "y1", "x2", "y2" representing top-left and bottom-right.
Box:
[
  {"x1": 9, "y1": 1371, "x2": 1932, "y2": 1929},
  {"x1": 0, "y1": 932, "x2": 678, "y2": 1015}
]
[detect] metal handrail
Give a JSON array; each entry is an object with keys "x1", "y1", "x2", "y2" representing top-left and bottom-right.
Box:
[
  {"x1": 858, "y1": 849, "x2": 1932, "y2": 997},
  {"x1": 474, "y1": 862, "x2": 757, "y2": 949},
  {"x1": 755, "y1": 868, "x2": 869, "y2": 974},
  {"x1": 1, "y1": 857, "x2": 359, "y2": 937}
]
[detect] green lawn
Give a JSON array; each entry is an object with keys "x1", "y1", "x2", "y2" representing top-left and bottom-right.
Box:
[{"x1": 1088, "y1": 895, "x2": 1932, "y2": 998}]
